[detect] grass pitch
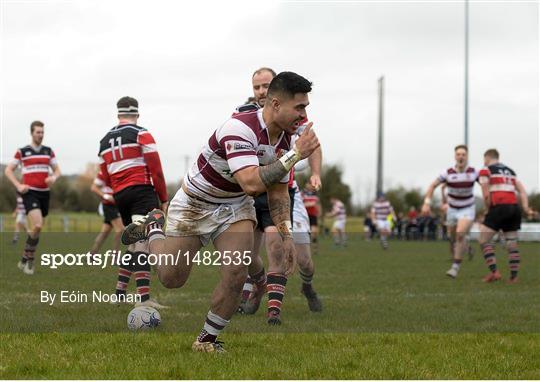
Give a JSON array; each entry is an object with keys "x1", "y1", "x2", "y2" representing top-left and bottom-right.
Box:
[{"x1": 0, "y1": 219, "x2": 539, "y2": 379}]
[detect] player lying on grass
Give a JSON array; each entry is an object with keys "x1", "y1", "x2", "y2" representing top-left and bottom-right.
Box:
[
  {"x1": 121, "y1": 71, "x2": 320, "y2": 352},
  {"x1": 422, "y1": 145, "x2": 478, "y2": 279}
]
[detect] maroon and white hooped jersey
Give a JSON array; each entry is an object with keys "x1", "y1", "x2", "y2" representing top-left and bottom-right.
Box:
[
  {"x1": 438, "y1": 166, "x2": 479, "y2": 209},
  {"x1": 331, "y1": 200, "x2": 347, "y2": 221},
  {"x1": 10, "y1": 145, "x2": 57, "y2": 191},
  {"x1": 372, "y1": 200, "x2": 394, "y2": 221},
  {"x1": 16, "y1": 195, "x2": 26, "y2": 214},
  {"x1": 185, "y1": 108, "x2": 292, "y2": 204}
]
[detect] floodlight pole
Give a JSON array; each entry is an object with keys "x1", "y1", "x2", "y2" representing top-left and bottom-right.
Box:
[
  {"x1": 376, "y1": 76, "x2": 384, "y2": 197},
  {"x1": 464, "y1": 0, "x2": 469, "y2": 146}
]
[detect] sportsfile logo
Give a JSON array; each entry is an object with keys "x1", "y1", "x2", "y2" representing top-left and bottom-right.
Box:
[{"x1": 40, "y1": 250, "x2": 252, "y2": 269}]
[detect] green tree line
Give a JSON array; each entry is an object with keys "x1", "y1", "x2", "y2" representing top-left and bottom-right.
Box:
[{"x1": 2, "y1": 163, "x2": 540, "y2": 217}]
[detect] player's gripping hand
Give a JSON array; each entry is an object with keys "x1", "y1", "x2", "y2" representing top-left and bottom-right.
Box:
[
  {"x1": 294, "y1": 123, "x2": 320, "y2": 160},
  {"x1": 421, "y1": 203, "x2": 431, "y2": 216},
  {"x1": 309, "y1": 174, "x2": 322, "y2": 191},
  {"x1": 17, "y1": 184, "x2": 29, "y2": 194},
  {"x1": 282, "y1": 237, "x2": 297, "y2": 276}
]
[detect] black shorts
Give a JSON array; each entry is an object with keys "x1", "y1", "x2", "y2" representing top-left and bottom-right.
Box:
[
  {"x1": 102, "y1": 203, "x2": 121, "y2": 225},
  {"x1": 22, "y1": 190, "x2": 50, "y2": 217},
  {"x1": 308, "y1": 215, "x2": 318, "y2": 227},
  {"x1": 254, "y1": 188, "x2": 295, "y2": 231},
  {"x1": 114, "y1": 185, "x2": 160, "y2": 226},
  {"x1": 483, "y1": 204, "x2": 522, "y2": 232}
]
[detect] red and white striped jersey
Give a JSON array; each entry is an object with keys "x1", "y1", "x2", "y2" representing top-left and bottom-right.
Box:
[
  {"x1": 478, "y1": 163, "x2": 518, "y2": 206},
  {"x1": 331, "y1": 200, "x2": 346, "y2": 221},
  {"x1": 302, "y1": 190, "x2": 319, "y2": 217},
  {"x1": 98, "y1": 123, "x2": 167, "y2": 202},
  {"x1": 372, "y1": 199, "x2": 394, "y2": 221},
  {"x1": 10, "y1": 145, "x2": 57, "y2": 191},
  {"x1": 185, "y1": 108, "x2": 292, "y2": 204},
  {"x1": 438, "y1": 166, "x2": 478, "y2": 209},
  {"x1": 93, "y1": 170, "x2": 115, "y2": 205}
]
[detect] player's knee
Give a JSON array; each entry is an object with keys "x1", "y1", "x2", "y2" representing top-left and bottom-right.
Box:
[
  {"x1": 455, "y1": 232, "x2": 466, "y2": 242},
  {"x1": 158, "y1": 268, "x2": 186, "y2": 289},
  {"x1": 33, "y1": 224, "x2": 43, "y2": 234}
]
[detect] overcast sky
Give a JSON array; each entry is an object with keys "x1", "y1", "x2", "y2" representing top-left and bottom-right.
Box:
[{"x1": 1, "y1": 0, "x2": 538, "y2": 205}]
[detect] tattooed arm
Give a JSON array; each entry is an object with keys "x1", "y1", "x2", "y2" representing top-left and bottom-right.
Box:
[
  {"x1": 267, "y1": 182, "x2": 297, "y2": 275},
  {"x1": 233, "y1": 159, "x2": 294, "y2": 197},
  {"x1": 267, "y1": 183, "x2": 293, "y2": 238}
]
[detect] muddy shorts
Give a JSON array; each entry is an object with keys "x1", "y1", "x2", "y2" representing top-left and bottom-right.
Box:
[{"x1": 165, "y1": 188, "x2": 257, "y2": 246}]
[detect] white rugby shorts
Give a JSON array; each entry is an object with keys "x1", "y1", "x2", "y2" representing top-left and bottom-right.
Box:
[
  {"x1": 376, "y1": 219, "x2": 391, "y2": 231},
  {"x1": 292, "y1": 189, "x2": 311, "y2": 245},
  {"x1": 165, "y1": 188, "x2": 256, "y2": 246},
  {"x1": 446, "y1": 204, "x2": 476, "y2": 226},
  {"x1": 332, "y1": 219, "x2": 346, "y2": 231}
]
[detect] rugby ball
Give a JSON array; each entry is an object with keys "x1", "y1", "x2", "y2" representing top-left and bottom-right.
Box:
[{"x1": 127, "y1": 306, "x2": 161, "y2": 331}]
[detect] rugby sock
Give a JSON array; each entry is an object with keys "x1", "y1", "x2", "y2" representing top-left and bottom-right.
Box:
[
  {"x1": 300, "y1": 270, "x2": 314, "y2": 294},
  {"x1": 451, "y1": 258, "x2": 462, "y2": 271},
  {"x1": 198, "y1": 310, "x2": 229, "y2": 343},
  {"x1": 267, "y1": 272, "x2": 287, "y2": 316},
  {"x1": 250, "y1": 268, "x2": 267, "y2": 289},
  {"x1": 115, "y1": 267, "x2": 132, "y2": 296},
  {"x1": 240, "y1": 277, "x2": 253, "y2": 302},
  {"x1": 482, "y1": 243, "x2": 497, "y2": 272},
  {"x1": 381, "y1": 236, "x2": 388, "y2": 249},
  {"x1": 342, "y1": 233, "x2": 348, "y2": 247},
  {"x1": 22, "y1": 235, "x2": 39, "y2": 263},
  {"x1": 146, "y1": 222, "x2": 165, "y2": 243},
  {"x1": 299, "y1": 270, "x2": 313, "y2": 285},
  {"x1": 133, "y1": 251, "x2": 151, "y2": 302},
  {"x1": 507, "y1": 239, "x2": 520, "y2": 279}
]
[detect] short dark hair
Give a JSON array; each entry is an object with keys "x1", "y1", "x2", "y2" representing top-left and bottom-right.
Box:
[
  {"x1": 484, "y1": 148, "x2": 499, "y2": 159},
  {"x1": 267, "y1": 71, "x2": 312, "y2": 100},
  {"x1": 30, "y1": 120, "x2": 44, "y2": 133},
  {"x1": 252, "y1": 67, "x2": 276, "y2": 78},
  {"x1": 117, "y1": 96, "x2": 139, "y2": 115},
  {"x1": 244, "y1": 96, "x2": 256, "y2": 105},
  {"x1": 454, "y1": 144, "x2": 468, "y2": 152}
]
